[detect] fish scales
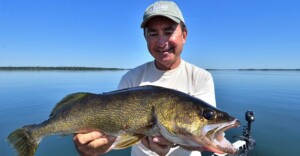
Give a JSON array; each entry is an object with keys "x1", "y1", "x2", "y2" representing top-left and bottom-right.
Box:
[{"x1": 7, "y1": 85, "x2": 240, "y2": 156}]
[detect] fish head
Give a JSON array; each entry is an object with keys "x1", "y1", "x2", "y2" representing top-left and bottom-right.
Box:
[
  {"x1": 180, "y1": 107, "x2": 240, "y2": 154},
  {"x1": 157, "y1": 101, "x2": 240, "y2": 155},
  {"x1": 152, "y1": 88, "x2": 241, "y2": 154}
]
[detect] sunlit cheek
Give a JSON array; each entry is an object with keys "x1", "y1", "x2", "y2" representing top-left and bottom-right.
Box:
[{"x1": 168, "y1": 35, "x2": 177, "y2": 43}]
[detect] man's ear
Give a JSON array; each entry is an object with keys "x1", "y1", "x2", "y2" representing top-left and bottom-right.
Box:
[
  {"x1": 143, "y1": 28, "x2": 147, "y2": 39},
  {"x1": 182, "y1": 29, "x2": 188, "y2": 44}
]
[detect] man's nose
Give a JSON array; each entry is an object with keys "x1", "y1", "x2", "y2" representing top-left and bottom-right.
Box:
[{"x1": 157, "y1": 35, "x2": 168, "y2": 47}]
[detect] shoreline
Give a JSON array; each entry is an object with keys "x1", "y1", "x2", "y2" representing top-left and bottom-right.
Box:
[
  {"x1": 0, "y1": 66, "x2": 129, "y2": 71},
  {"x1": 0, "y1": 66, "x2": 299, "y2": 71}
]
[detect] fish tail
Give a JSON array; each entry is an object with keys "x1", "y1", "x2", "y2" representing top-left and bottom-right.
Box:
[{"x1": 7, "y1": 124, "x2": 41, "y2": 156}]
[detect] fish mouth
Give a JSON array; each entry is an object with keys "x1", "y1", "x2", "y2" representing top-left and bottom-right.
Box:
[{"x1": 199, "y1": 119, "x2": 240, "y2": 154}]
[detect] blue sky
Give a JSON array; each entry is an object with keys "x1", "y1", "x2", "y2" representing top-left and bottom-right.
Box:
[{"x1": 0, "y1": 0, "x2": 299, "y2": 69}]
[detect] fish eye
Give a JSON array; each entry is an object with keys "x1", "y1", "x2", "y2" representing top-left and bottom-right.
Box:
[{"x1": 203, "y1": 109, "x2": 215, "y2": 120}]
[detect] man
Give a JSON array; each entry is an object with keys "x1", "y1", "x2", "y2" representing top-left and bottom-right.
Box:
[{"x1": 73, "y1": 1, "x2": 216, "y2": 156}]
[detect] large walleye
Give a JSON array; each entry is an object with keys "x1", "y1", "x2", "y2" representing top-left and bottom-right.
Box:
[{"x1": 7, "y1": 85, "x2": 239, "y2": 156}]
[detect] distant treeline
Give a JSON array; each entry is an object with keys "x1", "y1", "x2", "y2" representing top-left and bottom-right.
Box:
[
  {"x1": 206, "y1": 69, "x2": 300, "y2": 71},
  {"x1": 1, "y1": 67, "x2": 299, "y2": 71},
  {"x1": 0, "y1": 66, "x2": 128, "y2": 71},
  {"x1": 237, "y1": 69, "x2": 300, "y2": 71}
]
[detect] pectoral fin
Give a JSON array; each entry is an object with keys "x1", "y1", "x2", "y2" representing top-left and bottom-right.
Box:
[{"x1": 112, "y1": 134, "x2": 145, "y2": 149}]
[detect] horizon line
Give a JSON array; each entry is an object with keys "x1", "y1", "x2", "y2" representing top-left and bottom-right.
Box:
[
  {"x1": 0, "y1": 66, "x2": 129, "y2": 71},
  {"x1": 0, "y1": 66, "x2": 299, "y2": 71}
]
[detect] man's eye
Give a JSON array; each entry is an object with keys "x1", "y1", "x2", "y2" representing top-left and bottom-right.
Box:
[
  {"x1": 165, "y1": 31, "x2": 174, "y2": 35},
  {"x1": 148, "y1": 33, "x2": 157, "y2": 36}
]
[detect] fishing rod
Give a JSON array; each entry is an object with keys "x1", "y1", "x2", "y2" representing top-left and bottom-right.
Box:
[{"x1": 212, "y1": 110, "x2": 256, "y2": 156}]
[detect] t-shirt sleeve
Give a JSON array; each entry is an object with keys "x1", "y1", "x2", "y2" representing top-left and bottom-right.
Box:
[
  {"x1": 117, "y1": 74, "x2": 131, "y2": 90},
  {"x1": 194, "y1": 71, "x2": 217, "y2": 107},
  {"x1": 117, "y1": 63, "x2": 148, "y2": 90}
]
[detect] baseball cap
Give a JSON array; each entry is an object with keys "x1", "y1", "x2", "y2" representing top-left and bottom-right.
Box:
[{"x1": 141, "y1": 1, "x2": 185, "y2": 28}]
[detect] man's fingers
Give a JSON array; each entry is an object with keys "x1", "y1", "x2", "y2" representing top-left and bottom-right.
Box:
[
  {"x1": 73, "y1": 131, "x2": 103, "y2": 144},
  {"x1": 148, "y1": 136, "x2": 171, "y2": 156},
  {"x1": 152, "y1": 135, "x2": 173, "y2": 146},
  {"x1": 89, "y1": 135, "x2": 116, "y2": 148},
  {"x1": 90, "y1": 137, "x2": 116, "y2": 154},
  {"x1": 73, "y1": 131, "x2": 116, "y2": 156}
]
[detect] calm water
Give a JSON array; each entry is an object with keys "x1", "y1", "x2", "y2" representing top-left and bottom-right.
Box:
[{"x1": 0, "y1": 70, "x2": 299, "y2": 156}]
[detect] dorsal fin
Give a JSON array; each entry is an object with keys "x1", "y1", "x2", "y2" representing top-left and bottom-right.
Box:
[{"x1": 50, "y1": 93, "x2": 88, "y2": 116}]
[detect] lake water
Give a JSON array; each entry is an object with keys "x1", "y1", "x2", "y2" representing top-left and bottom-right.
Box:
[{"x1": 0, "y1": 70, "x2": 299, "y2": 156}]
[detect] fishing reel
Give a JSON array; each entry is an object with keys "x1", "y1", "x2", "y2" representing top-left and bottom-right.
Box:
[{"x1": 212, "y1": 110, "x2": 256, "y2": 156}]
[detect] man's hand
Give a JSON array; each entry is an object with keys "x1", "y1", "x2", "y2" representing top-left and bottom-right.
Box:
[
  {"x1": 73, "y1": 131, "x2": 116, "y2": 156},
  {"x1": 141, "y1": 135, "x2": 173, "y2": 156}
]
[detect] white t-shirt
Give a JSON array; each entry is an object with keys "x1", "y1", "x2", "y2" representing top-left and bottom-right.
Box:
[{"x1": 118, "y1": 59, "x2": 216, "y2": 156}]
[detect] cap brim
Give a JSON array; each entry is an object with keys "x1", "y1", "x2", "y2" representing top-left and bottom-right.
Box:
[{"x1": 140, "y1": 15, "x2": 181, "y2": 28}]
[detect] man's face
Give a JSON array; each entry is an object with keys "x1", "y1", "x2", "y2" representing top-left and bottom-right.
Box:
[{"x1": 144, "y1": 16, "x2": 187, "y2": 70}]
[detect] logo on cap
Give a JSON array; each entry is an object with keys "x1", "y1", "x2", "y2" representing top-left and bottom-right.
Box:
[{"x1": 148, "y1": 4, "x2": 168, "y2": 14}]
